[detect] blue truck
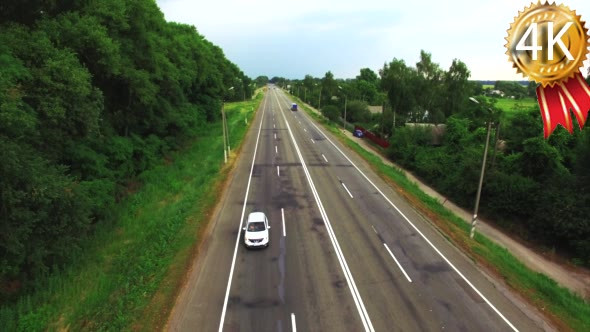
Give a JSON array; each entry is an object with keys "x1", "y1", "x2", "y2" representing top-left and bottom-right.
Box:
[{"x1": 291, "y1": 103, "x2": 298, "y2": 111}]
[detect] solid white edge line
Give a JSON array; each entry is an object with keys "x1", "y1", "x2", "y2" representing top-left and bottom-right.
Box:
[
  {"x1": 218, "y1": 92, "x2": 267, "y2": 332},
  {"x1": 289, "y1": 93, "x2": 519, "y2": 332},
  {"x1": 341, "y1": 182, "x2": 354, "y2": 199},
  {"x1": 322, "y1": 154, "x2": 328, "y2": 163},
  {"x1": 273, "y1": 92, "x2": 374, "y2": 332},
  {"x1": 282, "y1": 208, "x2": 286, "y2": 237},
  {"x1": 384, "y1": 243, "x2": 412, "y2": 283},
  {"x1": 291, "y1": 313, "x2": 297, "y2": 332}
]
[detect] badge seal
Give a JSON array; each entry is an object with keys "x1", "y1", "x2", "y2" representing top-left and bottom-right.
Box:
[{"x1": 505, "y1": 2, "x2": 590, "y2": 137}]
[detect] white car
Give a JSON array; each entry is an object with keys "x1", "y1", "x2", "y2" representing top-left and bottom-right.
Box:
[{"x1": 243, "y1": 212, "x2": 270, "y2": 248}]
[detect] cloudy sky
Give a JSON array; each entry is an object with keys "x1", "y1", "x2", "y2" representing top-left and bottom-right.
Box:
[{"x1": 157, "y1": 0, "x2": 590, "y2": 81}]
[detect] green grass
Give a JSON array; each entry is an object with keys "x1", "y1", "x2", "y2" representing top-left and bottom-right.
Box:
[
  {"x1": 0, "y1": 91, "x2": 264, "y2": 331},
  {"x1": 289, "y1": 93, "x2": 590, "y2": 331},
  {"x1": 482, "y1": 84, "x2": 495, "y2": 89},
  {"x1": 491, "y1": 97, "x2": 537, "y2": 115}
]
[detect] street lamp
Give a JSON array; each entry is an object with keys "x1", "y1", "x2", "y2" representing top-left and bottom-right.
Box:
[
  {"x1": 468, "y1": 97, "x2": 493, "y2": 239},
  {"x1": 339, "y1": 85, "x2": 348, "y2": 130},
  {"x1": 222, "y1": 86, "x2": 234, "y2": 163}
]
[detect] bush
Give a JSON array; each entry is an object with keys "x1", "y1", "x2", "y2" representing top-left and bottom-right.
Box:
[
  {"x1": 321, "y1": 105, "x2": 340, "y2": 122},
  {"x1": 346, "y1": 100, "x2": 371, "y2": 123}
]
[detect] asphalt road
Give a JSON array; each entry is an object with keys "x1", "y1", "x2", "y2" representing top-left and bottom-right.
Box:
[{"x1": 167, "y1": 87, "x2": 551, "y2": 332}]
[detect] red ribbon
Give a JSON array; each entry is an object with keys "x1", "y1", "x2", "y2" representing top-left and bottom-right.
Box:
[{"x1": 536, "y1": 72, "x2": 590, "y2": 138}]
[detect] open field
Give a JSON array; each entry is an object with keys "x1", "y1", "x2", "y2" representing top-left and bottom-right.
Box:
[{"x1": 493, "y1": 97, "x2": 537, "y2": 112}]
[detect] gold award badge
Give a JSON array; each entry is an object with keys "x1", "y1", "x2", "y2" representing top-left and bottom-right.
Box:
[{"x1": 505, "y1": 2, "x2": 590, "y2": 138}]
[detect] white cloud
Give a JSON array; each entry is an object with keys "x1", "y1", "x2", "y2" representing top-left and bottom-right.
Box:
[{"x1": 157, "y1": 0, "x2": 590, "y2": 80}]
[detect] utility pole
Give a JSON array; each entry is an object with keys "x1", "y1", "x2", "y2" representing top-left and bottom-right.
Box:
[
  {"x1": 338, "y1": 85, "x2": 347, "y2": 130},
  {"x1": 221, "y1": 101, "x2": 227, "y2": 163},
  {"x1": 222, "y1": 87, "x2": 234, "y2": 163},
  {"x1": 467, "y1": 96, "x2": 496, "y2": 239},
  {"x1": 471, "y1": 120, "x2": 492, "y2": 239},
  {"x1": 224, "y1": 105, "x2": 230, "y2": 153}
]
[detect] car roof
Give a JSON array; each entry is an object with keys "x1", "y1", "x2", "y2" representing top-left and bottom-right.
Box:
[{"x1": 247, "y1": 212, "x2": 266, "y2": 222}]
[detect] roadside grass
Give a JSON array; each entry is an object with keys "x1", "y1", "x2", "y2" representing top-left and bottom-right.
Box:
[
  {"x1": 289, "y1": 93, "x2": 590, "y2": 331},
  {"x1": 0, "y1": 91, "x2": 264, "y2": 331}
]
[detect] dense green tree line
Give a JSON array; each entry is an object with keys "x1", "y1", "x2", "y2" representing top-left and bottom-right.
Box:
[
  {"x1": 0, "y1": 0, "x2": 251, "y2": 294},
  {"x1": 379, "y1": 54, "x2": 590, "y2": 265}
]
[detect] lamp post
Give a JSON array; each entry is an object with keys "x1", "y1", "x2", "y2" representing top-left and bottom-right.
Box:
[
  {"x1": 468, "y1": 97, "x2": 493, "y2": 239},
  {"x1": 222, "y1": 86, "x2": 234, "y2": 163},
  {"x1": 339, "y1": 85, "x2": 348, "y2": 130}
]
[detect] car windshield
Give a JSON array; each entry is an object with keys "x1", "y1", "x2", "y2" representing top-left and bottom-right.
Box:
[{"x1": 247, "y1": 221, "x2": 265, "y2": 232}]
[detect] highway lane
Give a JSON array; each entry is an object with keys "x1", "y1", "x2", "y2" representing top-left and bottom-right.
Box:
[
  {"x1": 167, "y1": 86, "x2": 551, "y2": 332},
  {"x1": 168, "y1": 88, "x2": 366, "y2": 331},
  {"x1": 273, "y1": 89, "x2": 550, "y2": 331}
]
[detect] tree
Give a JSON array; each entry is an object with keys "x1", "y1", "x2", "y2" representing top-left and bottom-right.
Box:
[
  {"x1": 415, "y1": 50, "x2": 443, "y2": 120},
  {"x1": 442, "y1": 59, "x2": 471, "y2": 117},
  {"x1": 255, "y1": 75, "x2": 269, "y2": 87},
  {"x1": 380, "y1": 58, "x2": 416, "y2": 125},
  {"x1": 321, "y1": 105, "x2": 340, "y2": 122},
  {"x1": 357, "y1": 68, "x2": 379, "y2": 85},
  {"x1": 0, "y1": 0, "x2": 251, "y2": 291},
  {"x1": 346, "y1": 100, "x2": 371, "y2": 123},
  {"x1": 527, "y1": 81, "x2": 537, "y2": 98},
  {"x1": 494, "y1": 81, "x2": 527, "y2": 99},
  {"x1": 320, "y1": 71, "x2": 337, "y2": 106}
]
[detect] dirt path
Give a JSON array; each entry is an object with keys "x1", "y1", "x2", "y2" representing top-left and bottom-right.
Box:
[{"x1": 300, "y1": 98, "x2": 590, "y2": 299}]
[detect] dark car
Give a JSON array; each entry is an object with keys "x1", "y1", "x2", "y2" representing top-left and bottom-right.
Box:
[{"x1": 353, "y1": 129, "x2": 364, "y2": 138}]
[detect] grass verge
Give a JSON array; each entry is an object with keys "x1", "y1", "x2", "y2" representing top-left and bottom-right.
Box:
[
  {"x1": 0, "y1": 91, "x2": 264, "y2": 331},
  {"x1": 489, "y1": 97, "x2": 537, "y2": 116},
  {"x1": 289, "y1": 93, "x2": 590, "y2": 331}
]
